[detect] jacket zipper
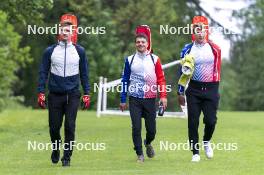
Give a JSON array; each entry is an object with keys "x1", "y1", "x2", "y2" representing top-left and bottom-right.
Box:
[
  {"x1": 64, "y1": 42, "x2": 67, "y2": 77},
  {"x1": 64, "y1": 42, "x2": 68, "y2": 104}
]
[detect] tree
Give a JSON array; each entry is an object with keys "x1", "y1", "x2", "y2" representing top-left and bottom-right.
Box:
[
  {"x1": 218, "y1": 60, "x2": 238, "y2": 110},
  {"x1": 0, "y1": 11, "x2": 31, "y2": 111},
  {"x1": 229, "y1": 0, "x2": 264, "y2": 110}
]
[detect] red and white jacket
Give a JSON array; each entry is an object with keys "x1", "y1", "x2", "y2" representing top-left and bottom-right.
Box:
[
  {"x1": 121, "y1": 51, "x2": 167, "y2": 103},
  {"x1": 178, "y1": 41, "x2": 221, "y2": 93}
]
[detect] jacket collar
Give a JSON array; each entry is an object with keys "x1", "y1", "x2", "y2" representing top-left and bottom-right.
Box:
[
  {"x1": 136, "y1": 50, "x2": 148, "y2": 59},
  {"x1": 58, "y1": 41, "x2": 73, "y2": 47},
  {"x1": 194, "y1": 41, "x2": 207, "y2": 47}
]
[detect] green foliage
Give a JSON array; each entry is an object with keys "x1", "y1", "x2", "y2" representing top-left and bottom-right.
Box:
[
  {"x1": 230, "y1": 35, "x2": 264, "y2": 110},
  {"x1": 0, "y1": 0, "x2": 53, "y2": 25},
  {"x1": 229, "y1": 0, "x2": 264, "y2": 110},
  {"x1": 0, "y1": 11, "x2": 31, "y2": 111},
  {"x1": 219, "y1": 60, "x2": 239, "y2": 110},
  {"x1": 0, "y1": 0, "x2": 53, "y2": 110}
]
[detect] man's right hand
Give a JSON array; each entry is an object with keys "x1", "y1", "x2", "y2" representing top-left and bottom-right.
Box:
[
  {"x1": 177, "y1": 95, "x2": 185, "y2": 106},
  {"x1": 38, "y1": 93, "x2": 46, "y2": 109},
  {"x1": 119, "y1": 103, "x2": 127, "y2": 112}
]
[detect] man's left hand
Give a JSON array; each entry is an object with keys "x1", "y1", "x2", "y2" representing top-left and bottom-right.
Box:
[
  {"x1": 159, "y1": 98, "x2": 167, "y2": 110},
  {"x1": 82, "y1": 95, "x2": 90, "y2": 109}
]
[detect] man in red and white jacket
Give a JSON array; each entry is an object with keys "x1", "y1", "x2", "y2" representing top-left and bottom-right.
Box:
[
  {"x1": 120, "y1": 25, "x2": 167, "y2": 163},
  {"x1": 177, "y1": 16, "x2": 221, "y2": 162}
]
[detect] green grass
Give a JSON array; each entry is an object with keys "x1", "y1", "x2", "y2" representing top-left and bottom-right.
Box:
[{"x1": 0, "y1": 110, "x2": 263, "y2": 175}]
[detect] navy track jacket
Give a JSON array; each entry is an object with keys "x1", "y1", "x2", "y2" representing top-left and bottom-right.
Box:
[{"x1": 37, "y1": 41, "x2": 90, "y2": 94}]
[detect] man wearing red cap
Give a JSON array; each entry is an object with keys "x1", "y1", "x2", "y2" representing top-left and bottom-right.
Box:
[
  {"x1": 177, "y1": 16, "x2": 221, "y2": 162},
  {"x1": 120, "y1": 25, "x2": 167, "y2": 163},
  {"x1": 37, "y1": 14, "x2": 90, "y2": 166}
]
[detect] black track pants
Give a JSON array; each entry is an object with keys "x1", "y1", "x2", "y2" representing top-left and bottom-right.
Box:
[
  {"x1": 129, "y1": 96, "x2": 156, "y2": 155},
  {"x1": 186, "y1": 80, "x2": 220, "y2": 155},
  {"x1": 48, "y1": 91, "x2": 80, "y2": 160}
]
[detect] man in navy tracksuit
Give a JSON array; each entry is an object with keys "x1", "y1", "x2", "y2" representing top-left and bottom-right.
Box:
[{"x1": 37, "y1": 14, "x2": 90, "y2": 166}]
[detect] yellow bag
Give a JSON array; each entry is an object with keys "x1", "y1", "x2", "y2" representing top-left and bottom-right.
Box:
[{"x1": 178, "y1": 54, "x2": 195, "y2": 87}]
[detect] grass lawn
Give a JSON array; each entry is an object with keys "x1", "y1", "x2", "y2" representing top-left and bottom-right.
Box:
[{"x1": 0, "y1": 109, "x2": 263, "y2": 175}]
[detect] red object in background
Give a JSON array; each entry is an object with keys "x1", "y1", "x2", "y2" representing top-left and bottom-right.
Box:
[
  {"x1": 191, "y1": 16, "x2": 209, "y2": 42},
  {"x1": 135, "y1": 25, "x2": 152, "y2": 53},
  {"x1": 59, "y1": 14, "x2": 78, "y2": 44}
]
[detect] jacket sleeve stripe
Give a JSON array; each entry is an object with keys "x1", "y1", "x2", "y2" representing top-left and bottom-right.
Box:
[
  {"x1": 155, "y1": 58, "x2": 167, "y2": 98},
  {"x1": 120, "y1": 57, "x2": 131, "y2": 103}
]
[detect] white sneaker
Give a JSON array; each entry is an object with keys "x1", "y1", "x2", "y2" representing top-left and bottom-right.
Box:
[
  {"x1": 191, "y1": 154, "x2": 200, "y2": 162},
  {"x1": 204, "y1": 141, "x2": 213, "y2": 159}
]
